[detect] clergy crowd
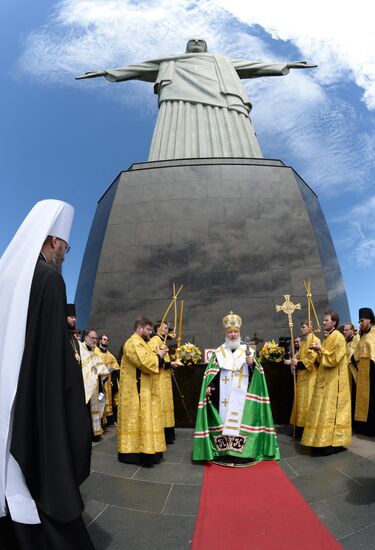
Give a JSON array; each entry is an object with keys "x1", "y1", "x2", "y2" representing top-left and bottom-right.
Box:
[
  {"x1": 285, "y1": 307, "x2": 375, "y2": 454},
  {"x1": 1, "y1": 199, "x2": 375, "y2": 550},
  {"x1": 67, "y1": 316, "x2": 180, "y2": 466}
]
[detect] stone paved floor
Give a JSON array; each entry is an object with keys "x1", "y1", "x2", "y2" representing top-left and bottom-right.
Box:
[{"x1": 82, "y1": 425, "x2": 375, "y2": 549}]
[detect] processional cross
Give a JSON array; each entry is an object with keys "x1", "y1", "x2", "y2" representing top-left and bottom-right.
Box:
[{"x1": 275, "y1": 294, "x2": 301, "y2": 437}]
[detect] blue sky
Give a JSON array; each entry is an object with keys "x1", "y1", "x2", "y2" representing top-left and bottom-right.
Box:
[{"x1": 1, "y1": 0, "x2": 374, "y2": 324}]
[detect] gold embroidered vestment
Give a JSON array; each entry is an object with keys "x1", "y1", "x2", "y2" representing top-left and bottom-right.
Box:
[
  {"x1": 301, "y1": 330, "x2": 351, "y2": 448},
  {"x1": 149, "y1": 335, "x2": 175, "y2": 428},
  {"x1": 117, "y1": 333, "x2": 166, "y2": 455},
  {"x1": 353, "y1": 326, "x2": 375, "y2": 421},
  {"x1": 290, "y1": 333, "x2": 319, "y2": 427}
]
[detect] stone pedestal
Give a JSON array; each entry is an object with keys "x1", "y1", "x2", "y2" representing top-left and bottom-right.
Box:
[{"x1": 76, "y1": 158, "x2": 350, "y2": 357}]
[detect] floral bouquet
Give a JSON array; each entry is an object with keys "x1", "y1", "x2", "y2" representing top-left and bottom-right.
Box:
[
  {"x1": 258, "y1": 340, "x2": 285, "y2": 363},
  {"x1": 175, "y1": 342, "x2": 202, "y2": 366}
]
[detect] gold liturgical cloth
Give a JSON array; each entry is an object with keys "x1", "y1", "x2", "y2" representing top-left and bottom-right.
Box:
[
  {"x1": 302, "y1": 330, "x2": 351, "y2": 448},
  {"x1": 149, "y1": 335, "x2": 175, "y2": 428},
  {"x1": 117, "y1": 334, "x2": 165, "y2": 455},
  {"x1": 95, "y1": 348, "x2": 120, "y2": 419},
  {"x1": 353, "y1": 326, "x2": 375, "y2": 421},
  {"x1": 290, "y1": 333, "x2": 319, "y2": 427}
]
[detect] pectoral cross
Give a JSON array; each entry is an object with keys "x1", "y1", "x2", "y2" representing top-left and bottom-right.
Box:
[{"x1": 221, "y1": 398, "x2": 229, "y2": 407}]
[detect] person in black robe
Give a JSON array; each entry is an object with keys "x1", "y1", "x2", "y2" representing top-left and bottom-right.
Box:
[
  {"x1": 0, "y1": 205, "x2": 94, "y2": 549},
  {"x1": 67, "y1": 302, "x2": 82, "y2": 368}
]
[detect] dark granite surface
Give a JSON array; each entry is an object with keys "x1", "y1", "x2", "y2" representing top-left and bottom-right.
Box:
[
  {"x1": 75, "y1": 159, "x2": 350, "y2": 355},
  {"x1": 83, "y1": 426, "x2": 375, "y2": 549}
]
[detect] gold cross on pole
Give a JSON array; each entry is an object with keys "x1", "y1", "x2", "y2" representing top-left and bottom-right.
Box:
[
  {"x1": 275, "y1": 295, "x2": 301, "y2": 333},
  {"x1": 275, "y1": 294, "x2": 301, "y2": 438}
]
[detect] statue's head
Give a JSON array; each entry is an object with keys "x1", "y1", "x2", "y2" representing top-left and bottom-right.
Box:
[{"x1": 186, "y1": 38, "x2": 207, "y2": 53}]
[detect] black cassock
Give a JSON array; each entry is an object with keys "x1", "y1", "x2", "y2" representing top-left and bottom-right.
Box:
[{"x1": 1, "y1": 258, "x2": 94, "y2": 550}]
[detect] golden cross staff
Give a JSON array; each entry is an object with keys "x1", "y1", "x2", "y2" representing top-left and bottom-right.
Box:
[
  {"x1": 304, "y1": 279, "x2": 321, "y2": 333},
  {"x1": 160, "y1": 284, "x2": 183, "y2": 343},
  {"x1": 175, "y1": 299, "x2": 184, "y2": 365},
  {"x1": 276, "y1": 294, "x2": 301, "y2": 438}
]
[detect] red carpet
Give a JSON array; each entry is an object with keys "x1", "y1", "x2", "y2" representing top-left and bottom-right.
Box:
[{"x1": 191, "y1": 461, "x2": 342, "y2": 550}]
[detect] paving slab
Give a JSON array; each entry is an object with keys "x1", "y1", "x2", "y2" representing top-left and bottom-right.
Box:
[
  {"x1": 81, "y1": 472, "x2": 172, "y2": 513},
  {"x1": 88, "y1": 505, "x2": 195, "y2": 550}
]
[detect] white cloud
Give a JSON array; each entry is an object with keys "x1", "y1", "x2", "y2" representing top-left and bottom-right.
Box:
[
  {"x1": 354, "y1": 240, "x2": 375, "y2": 267},
  {"x1": 334, "y1": 196, "x2": 375, "y2": 266},
  {"x1": 213, "y1": 0, "x2": 375, "y2": 109}
]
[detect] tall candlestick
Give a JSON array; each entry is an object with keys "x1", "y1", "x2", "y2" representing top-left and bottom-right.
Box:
[
  {"x1": 177, "y1": 299, "x2": 184, "y2": 341},
  {"x1": 173, "y1": 283, "x2": 177, "y2": 334}
]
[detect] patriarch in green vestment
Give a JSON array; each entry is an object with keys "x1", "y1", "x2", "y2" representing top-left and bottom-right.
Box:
[{"x1": 193, "y1": 312, "x2": 280, "y2": 465}]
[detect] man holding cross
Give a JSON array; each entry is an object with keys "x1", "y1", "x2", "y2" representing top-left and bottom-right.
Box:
[
  {"x1": 193, "y1": 312, "x2": 279, "y2": 465},
  {"x1": 301, "y1": 310, "x2": 351, "y2": 453}
]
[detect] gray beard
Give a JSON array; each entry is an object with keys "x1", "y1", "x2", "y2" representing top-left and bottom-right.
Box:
[
  {"x1": 225, "y1": 336, "x2": 241, "y2": 351},
  {"x1": 49, "y1": 255, "x2": 64, "y2": 273}
]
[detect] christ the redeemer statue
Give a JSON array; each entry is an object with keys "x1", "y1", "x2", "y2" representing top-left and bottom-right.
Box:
[{"x1": 77, "y1": 38, "x2": 316, "y2": 161}]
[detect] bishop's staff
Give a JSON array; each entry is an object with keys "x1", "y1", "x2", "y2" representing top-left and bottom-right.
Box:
[
  {"x1": 172, "y1": 298, "x2": 194, "y2": 423},
  {"x1": 276, "y1": 294, "x2": 301, "y2": 438},
  {"x1": 160, "y1": 284, "x2": 183, "y2": 343},
  {"x1": 304, "y1": 279, "x2": 321, "y2": 334},
  {"x1": 175, "y1": 299, "x2": 184, "y2": 364}
]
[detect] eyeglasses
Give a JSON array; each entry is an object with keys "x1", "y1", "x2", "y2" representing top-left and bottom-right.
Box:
[{"x1": 61, "y1": 240, "x2": 71, "y2": 254}]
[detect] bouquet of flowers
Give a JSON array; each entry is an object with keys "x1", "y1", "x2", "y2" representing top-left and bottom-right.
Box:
[
  {"x1": 258, "y1": 340, "x2": 285, "y2": 363},
  {"x1": 176, "y1": 342, "x2": 202, "y2": 366}
]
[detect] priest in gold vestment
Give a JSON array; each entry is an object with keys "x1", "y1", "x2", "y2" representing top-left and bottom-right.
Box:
[
  {"x1": 343, "y1": 323, "x2": 359, "y2": 394},
  {"x1": 149, "y1": 322, "x2": 179, "y2": 444},
  {"x1": 117, "y1": 317, "x2": 168, "y2": 466},
  {"x1": 301, "y1": 310, "x2": 351, "y2": 452},
  {"x1": 95, "y1": 334, "x2": 120, "y2": 426},
  {"x1": 289, "y1": 321, "x2": 320, "y2": 436},
  {"x1": 80, "y1": 329, "x2": 110, "y2": 440},
  {"x1": 351, "y1": 308, "x2": 375, "y2": 436}
]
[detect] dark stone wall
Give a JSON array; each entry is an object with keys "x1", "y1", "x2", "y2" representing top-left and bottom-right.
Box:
[{"x1": 75, "y1": 158, "x2": 350, "y2": 354}]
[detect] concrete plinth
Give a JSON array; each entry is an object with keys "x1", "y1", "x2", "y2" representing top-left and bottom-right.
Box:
[{"x1": 75, "y1": 158, "x2": 350, "y2": 354}]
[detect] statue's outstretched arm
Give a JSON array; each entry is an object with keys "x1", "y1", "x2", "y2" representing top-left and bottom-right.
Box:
[
  {"x1": 286, "y1": 61, "x2": 317, "y2": 69},
  {"x1": 75, "y1": 71, "x2": 106, "y2": 80},
  {"x1": 75, "y1": 62, "x2": 160, "y2": 83},
  {"x1": 233, "y1": 60, "x2": 317, "y2": 79}
]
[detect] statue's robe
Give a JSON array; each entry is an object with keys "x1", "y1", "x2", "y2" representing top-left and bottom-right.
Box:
[
  {"x1": 95, "y1": 347, "x2": 120, "y2": 425},
  {"x1": 290, "y1": 333, "x2": 320, "y2": 427},
  {"x1": 80, "y1": 343, "x2": 109, "y2": 437},
  {"x1": 193, "y1": 346, "x2": 280, "y2": 462},
  {"x1": 117, "y1": 334, "x2": 166, "y2": 465},
  {"x1": 149, "y1": 335, "x2": 176, "y2": 443},
  {"x1": 352, "y1": 326, "x2": 375, "y2": 435},
  {"x1": 90, "y1": 53, "x2": 294, "y2": 160},
  {"x1": 301, "y1": 330, "x2": 351, "y2": 448}
]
